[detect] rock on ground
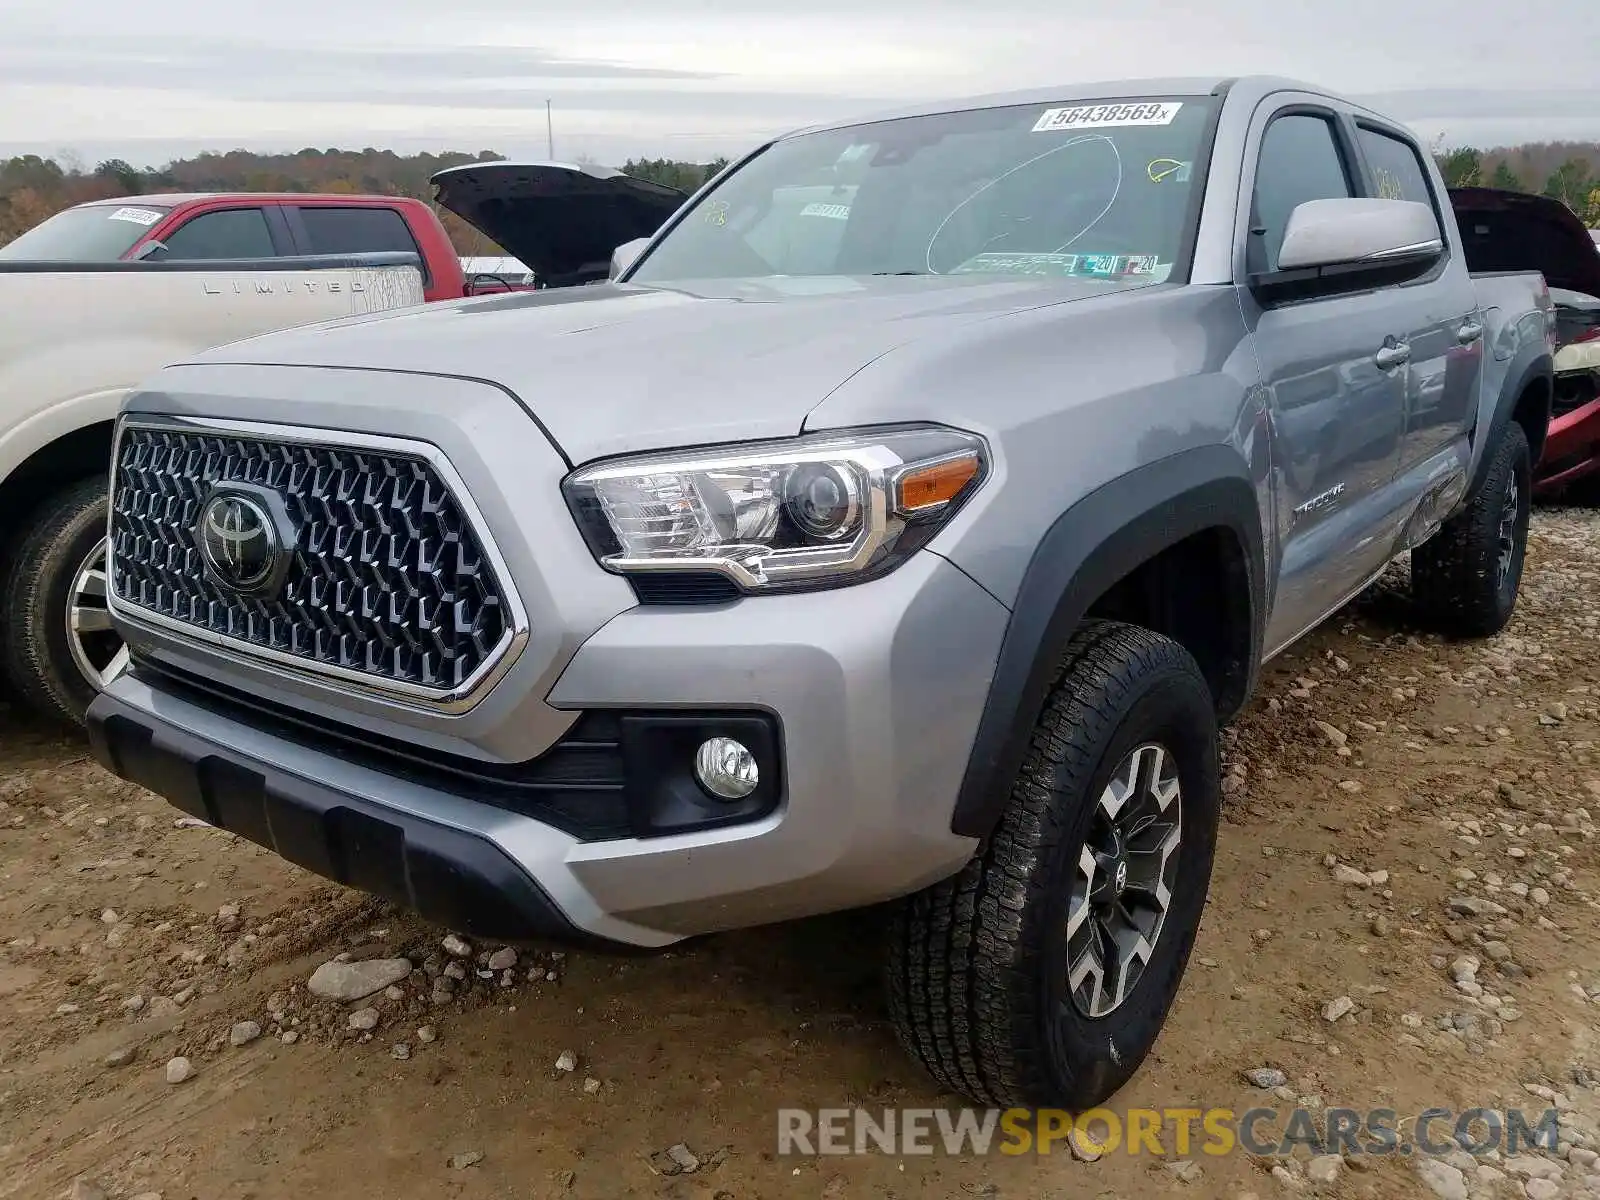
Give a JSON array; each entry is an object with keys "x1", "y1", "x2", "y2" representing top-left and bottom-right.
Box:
[
  {"x1": 347, "y1": 1007, "x2": 380, "y2": 1032},
  {"x1": 1416, "y1": 1159, "x2": 1468, "y2": 1200},
  {"x1": 1306, "y1": 1154, "x2": 1343, "y2": 1184},
  {"x1": 306, "y1": 958, "x2": 412, "y2": 1002},
  {"x1": 229, "y1": 1020, "x2": 261, "y2": 1047}
]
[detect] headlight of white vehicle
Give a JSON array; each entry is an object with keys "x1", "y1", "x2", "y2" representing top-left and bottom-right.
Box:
[{"x1": 562, "y1": 425, "x2": 988, "y2": 593}]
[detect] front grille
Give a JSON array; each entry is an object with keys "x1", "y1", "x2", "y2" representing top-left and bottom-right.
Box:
[{"x1": 110, "y1": 424, "x2": 513, "y2": 695}]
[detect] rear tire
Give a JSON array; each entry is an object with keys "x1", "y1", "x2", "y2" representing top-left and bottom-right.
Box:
[
  {"x1": 887, "y1": 620, "x2": 1220, "y2": 1108},
  {"x1": 1411, "y1": 421, "x2": 1531, "y2": 638},
  {"x1": 1, "y1": 478, "x2": 124, "y2": 726}
]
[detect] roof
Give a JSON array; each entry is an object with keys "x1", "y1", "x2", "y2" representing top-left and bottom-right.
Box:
[
  {"x1": 780, "y1": 74, "x2": 1346, "y2": 139},
  {"x1": 76, "y1": 192, "x2": 422, "y2": 208}
]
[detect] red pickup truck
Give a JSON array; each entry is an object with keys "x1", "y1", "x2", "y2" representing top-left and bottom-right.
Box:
[{"x1": 0, "y1": 192, "x2": 470, "y2": 302}]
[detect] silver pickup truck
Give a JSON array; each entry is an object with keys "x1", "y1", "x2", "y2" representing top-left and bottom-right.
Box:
[{"x1": 88, "y1": 76, "x2": 1554, "y2": 1108}]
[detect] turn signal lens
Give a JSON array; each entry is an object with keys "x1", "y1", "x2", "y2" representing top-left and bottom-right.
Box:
[{"x1": 896, "y1": 453, "x2": 981, "y2": 514}]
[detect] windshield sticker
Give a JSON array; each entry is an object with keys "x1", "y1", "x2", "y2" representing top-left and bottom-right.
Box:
[
  {"x1": 799, "y1": 202, "x2": 851, "y2": 220},
  {"x1": 951, "y1": 251, "x2": 1170, "y2": 279},
  {"x1": 1032, "y1": 101, "x2": 1183, "y2": 133},
  {"x1": 951, "y1": 252, "x2": 1082, "y2": 276},
  {"x1": 107, "y1": 206, "x2": 164, "y2": 226},
  {"x1": 1147, "y1": 158, "x2": 1193, "y2": 183},
  {"x1": 702, "y1": 199, "x2": 731, "y2": 227}
]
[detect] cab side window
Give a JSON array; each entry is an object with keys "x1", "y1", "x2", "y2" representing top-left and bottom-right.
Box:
[
  {"x1": 1250, "y1": 114, "x2": 1354, "y2": 273},
  {"x1": 161, "y1": 208, "x2": 276, "y2": 259}
]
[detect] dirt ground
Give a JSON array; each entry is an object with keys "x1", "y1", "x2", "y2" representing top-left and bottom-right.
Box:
[{"x1": 5, "y1": 512, "x2": 1600, "y2": 1200}]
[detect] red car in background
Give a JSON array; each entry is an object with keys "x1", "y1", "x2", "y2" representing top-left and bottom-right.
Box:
[
  {"x1": 0, "y1": 192, "x2": 470, "y2": 301},
  {"x1": 1451, "y1": 187, "x2": 1600, "y2": 499}
]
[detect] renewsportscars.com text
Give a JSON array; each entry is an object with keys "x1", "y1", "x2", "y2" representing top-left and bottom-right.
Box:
[{"x1": 777, "y1": 1106, "x2": 1560, "y2": 1158}]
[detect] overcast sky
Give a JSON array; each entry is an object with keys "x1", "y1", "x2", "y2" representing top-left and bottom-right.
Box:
[{"x1": 2, "y1": 0, "x2": 1597, "y2": 167}]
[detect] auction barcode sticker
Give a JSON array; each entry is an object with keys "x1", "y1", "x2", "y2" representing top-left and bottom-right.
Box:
[
  {"x1": 1032, "y1": 102, "x2": 1183, "y2": 132},
  {"x1": 106, "y1": 207, "x2": 165, "y2": 226}
]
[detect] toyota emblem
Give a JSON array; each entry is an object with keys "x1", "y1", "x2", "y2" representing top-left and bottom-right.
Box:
[{"x1": 197, "y1": 493, "x2": 279, "y2": 593}]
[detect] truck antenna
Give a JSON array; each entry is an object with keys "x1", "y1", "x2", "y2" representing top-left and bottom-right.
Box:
[{"x1": 546, "y1": 100, "x2": 554, "y2": 159}]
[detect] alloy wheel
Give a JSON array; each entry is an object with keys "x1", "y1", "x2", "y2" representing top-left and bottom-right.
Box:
[
  {"x1": 1496, "y1": 472, "x2": 1520, "y2": 594},
  {"x1": 66, "y1": 537, "x2": 129, "y2": 692},
  {"x1": 1066, "y1": 742, "x2": 1183, "y2": 1019}
]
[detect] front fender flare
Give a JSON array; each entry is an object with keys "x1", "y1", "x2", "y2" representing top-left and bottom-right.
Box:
[{"x1": 948, "y1": 444, "x2": 1265, "y2": 839}]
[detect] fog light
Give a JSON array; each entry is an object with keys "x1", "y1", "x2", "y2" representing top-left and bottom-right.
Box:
[{"x1": 694, "y1": 737, "x2": 759, "y2": 801}]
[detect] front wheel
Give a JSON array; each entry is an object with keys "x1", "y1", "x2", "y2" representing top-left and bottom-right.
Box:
[
  {"x1": 887, "y1": 620, "x2": 1220, "y2": 1108},
  {"x1": 1, "y1": 478, "x2": 127, "y2": 726},
  {"x1": 1411, "y1": 421, "x2": 1531, "y2": 638}
]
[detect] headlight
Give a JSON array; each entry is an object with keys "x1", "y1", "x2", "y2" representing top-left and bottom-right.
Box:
[{"x1": 562, "y1": 425, "x2": 988, "y2": 593}]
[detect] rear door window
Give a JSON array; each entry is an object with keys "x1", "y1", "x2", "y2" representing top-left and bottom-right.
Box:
[
  {"x1": 295, "y1": 206, "x2": 426, "y2": 281},
  {"x1": 160, "y1": 208, "x2": 277, "y2": 259},
  {"x1": 1355, "y1": 126, "x2": 1438, "y2": 210}
]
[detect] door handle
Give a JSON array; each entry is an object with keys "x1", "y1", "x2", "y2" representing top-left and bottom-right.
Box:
[
  {"x1": 1375, "y1": 342, "x2": 1411, "y2": 370},
  {"x1": 1457, "y1": 322, "x2": 1484, "y2": 344}
]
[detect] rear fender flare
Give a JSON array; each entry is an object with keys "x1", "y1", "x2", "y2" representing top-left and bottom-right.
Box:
[
  {"x1": 1471, "y1": 343, "x2": 1552, "y2": 499},
  {"x1": 948, "y1": 444, "x2": 1265, "y2": 839}
]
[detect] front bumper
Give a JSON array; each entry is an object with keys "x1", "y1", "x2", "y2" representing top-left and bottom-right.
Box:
[{"x1": 89, "y1": 551, "x2": 1008, "y2": 947}]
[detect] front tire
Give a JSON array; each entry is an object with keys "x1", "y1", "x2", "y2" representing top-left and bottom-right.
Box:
[
  {"x1": 887, "y1": 621, "x2": 1220, "y2": 1108},
  {"x1": 1411, "y1": 421, "x2": 1531, "y2": 638},
  {"x1": 1, "y1": 478, "x2": 126, "y2": 726}
]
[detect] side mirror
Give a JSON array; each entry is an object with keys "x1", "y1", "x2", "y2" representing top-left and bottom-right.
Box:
[
  {"x1": 132, "y1": 240, "x2": 169, "y2": 261},
  {"x1": 1276, "y1": 197, "x2": 1442, "y2": 272},
  {"x1": 609, "y1": 237, "x2": 650, "y2": 281},
  {"x1": 1253, "y1": 198, "x2": 1444, "y2": 306}
]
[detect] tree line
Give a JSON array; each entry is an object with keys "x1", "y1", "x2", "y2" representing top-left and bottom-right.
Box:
[
  {"x1": 0, "y1": 139, "x2": 1595, "y2": 254},
  {"x1": 1432, "y1": 139, "x2": 1600, "y2": 224}
]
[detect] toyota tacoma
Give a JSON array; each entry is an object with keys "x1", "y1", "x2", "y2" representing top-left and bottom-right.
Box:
[{"x1": 87, "y1": 76, "x2": 1554, "y2": 1108}]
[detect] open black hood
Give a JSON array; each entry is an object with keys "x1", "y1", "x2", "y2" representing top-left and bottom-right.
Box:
[
  {"x1": 1449, "y1": 187, "x2": 1600, "y2": 300},
  {"x1": 431, "y1": 161, "x2": 688, "y2": 287}
]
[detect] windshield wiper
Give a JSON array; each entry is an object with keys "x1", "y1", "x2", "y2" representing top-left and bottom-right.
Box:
[{"x1": 870, "y1": 270, "x2": 931, "y2": 276}]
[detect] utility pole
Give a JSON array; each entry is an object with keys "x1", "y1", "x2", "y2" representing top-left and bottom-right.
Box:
[{"x1": 546, "y1": 100, "x2": 554, "y2": 159}]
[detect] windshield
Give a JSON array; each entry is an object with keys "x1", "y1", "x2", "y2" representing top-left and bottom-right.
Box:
[
  {"x1": 0, "y1": 203, "x2": 172, "y2": 261},
  {"x1": 630, "y1": 96, "x2": 1215, "y2": 285}
]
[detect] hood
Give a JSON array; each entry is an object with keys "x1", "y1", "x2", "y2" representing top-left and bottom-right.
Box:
[
  {"x1": 431, "y1": 161, "x2": 687, "y2": 287},
  {"x1": 1449, "y1": 187, "x2": 1600, "y2": 299},
  {"x1": 185, "y1": 274, "x2": 1157, "y2": 463}
]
